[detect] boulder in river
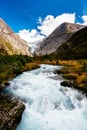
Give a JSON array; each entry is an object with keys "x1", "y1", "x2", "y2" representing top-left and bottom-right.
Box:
[
  {"x1": 4, "y1": 81, "x2": 10, "y2": 86},
  {"x1": 60, "y1": 80, "x2": 74, "y2": 87}
]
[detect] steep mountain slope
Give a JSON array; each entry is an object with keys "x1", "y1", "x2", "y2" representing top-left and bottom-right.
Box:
[
  {"x1": 55, "y1": 26, "x2": 87, "y2": 59},
  {"x1": 36, "y1": 22, "x2": 84, "y2": 55},
  {"x1": 0, "y1": 18, "x2": 31, "y2": 56}
]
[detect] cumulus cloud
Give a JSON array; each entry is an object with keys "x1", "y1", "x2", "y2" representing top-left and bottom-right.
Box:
[
  {"x1": 38, "y1": 13, "x2": 76, "y2": 36},
  {"x1": 18, "y1": 13, "x2": 76, "y2": 43},
  {"x1": 82, "y1": 15, "x2": 87, "y2": 25},
  {"x1": 18, "y1": 29, "x2": 44, "y2": 43}
]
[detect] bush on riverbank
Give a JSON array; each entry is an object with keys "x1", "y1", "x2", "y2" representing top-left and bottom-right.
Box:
[{"x1": 0, "y1": 55, "x2": 39, "y2": 90}]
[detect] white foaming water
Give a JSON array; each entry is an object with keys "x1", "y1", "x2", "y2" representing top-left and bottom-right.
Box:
[{"x1": 6, "y1": 64, "x2": 87, "y2": 130}]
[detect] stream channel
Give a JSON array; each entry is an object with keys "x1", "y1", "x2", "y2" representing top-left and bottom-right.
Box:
[{"x1": 5, "y1": 64, "x2": 87, "y2": 130}]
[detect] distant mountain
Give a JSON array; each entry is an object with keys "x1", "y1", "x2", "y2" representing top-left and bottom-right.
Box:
[
  {"x1": 35, "y1": 22, "x2": 84, "y2": 55},
  {"x1": 0, "y1": 18, "x2": 31, "y2": 56},
  {"x1": 55, "y1": 26, "x2": 87, "y2": 59}
]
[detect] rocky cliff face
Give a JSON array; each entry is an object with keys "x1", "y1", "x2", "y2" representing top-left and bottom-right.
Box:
[
  {"x1": 36, "y1": 22, "x2": 84, "y2": 55},
  {"x1": 0, "y1": 93, "x2": 25, "y2": 130},
  {"x1": 0, "y1": 18, "x2": 31, "y2": 56}
]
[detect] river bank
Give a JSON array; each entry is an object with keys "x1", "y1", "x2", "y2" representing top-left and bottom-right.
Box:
[{"x1": 55, "y1": 60, "x2": 87, "y2": 96}]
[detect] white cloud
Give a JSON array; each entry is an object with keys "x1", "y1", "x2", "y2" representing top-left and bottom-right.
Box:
[
  {"x1": 82, "y1": 15, "x2": 87, "y2": 25},
  {"x1": 18, "y1": 13, "x2": 76, "y2": 44},
  {"x1": 18, "y1": 29, "x2": 44, "y2": 43},
  {"x1": 38, "y1": 13, "x2": 76, "y2": 36}
]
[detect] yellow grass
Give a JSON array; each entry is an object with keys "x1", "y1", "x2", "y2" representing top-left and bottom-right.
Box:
[
  {"x1": 23, "y1": 62, "x2": 40, "y2": 71},
  {"x1": 56, "y1": 60, "x2": 87, "y2": 88}
]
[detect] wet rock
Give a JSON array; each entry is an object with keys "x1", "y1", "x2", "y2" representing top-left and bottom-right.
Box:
[
  {"x1": 54, "y1": 69, "x2": 64, "y2": 74},
  {"x1": 4, "y1": 81, "x2": 10, "y2": 86},
  {"x1": 60, "y1": 81, "x2": 87, "y2": 96},
  {"x1": 76, "y1": 94, "x2": 83, "y2": 101},
  {"x1": 0, "y1": 93, "x2": 25, "y2": 130},
  {"x1": 60, "y1": 80, "x2": 74, "y2": 87}
]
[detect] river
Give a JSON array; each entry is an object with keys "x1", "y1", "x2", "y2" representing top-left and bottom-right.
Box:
[{"x1": 5, "y1": 64, "x2": 87, "y2": 130}]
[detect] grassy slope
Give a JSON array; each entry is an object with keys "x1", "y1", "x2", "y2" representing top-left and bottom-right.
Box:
[{"x1": 57, "y1": 60, "x2": 87, "y2": 87}]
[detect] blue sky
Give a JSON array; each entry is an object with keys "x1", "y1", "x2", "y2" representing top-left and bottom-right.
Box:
[{"x1": 0, "y1": 0, "x2": 87, "y2": 42}]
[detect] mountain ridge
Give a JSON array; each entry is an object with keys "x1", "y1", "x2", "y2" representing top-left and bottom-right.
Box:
[
  {"x1": 0, "y1": 18, "x2": 32, "y2": 56},
  {"x1": 35, "y1": 22, "x2": 84, "y2": 55}
]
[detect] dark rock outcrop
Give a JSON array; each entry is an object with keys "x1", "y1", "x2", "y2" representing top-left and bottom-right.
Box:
[
  {"x1": 60, "y1": 80, "x2": 87, "y2": 96},
  {"x1": 0, "y1": 18, "x2": 32, "y2": 56},
  {"x1": 36, "y1": 22, "x2": 83, "y2": 55},
  {"x1": 0, "y1": 93, "x2": 25, "y2": 130}
]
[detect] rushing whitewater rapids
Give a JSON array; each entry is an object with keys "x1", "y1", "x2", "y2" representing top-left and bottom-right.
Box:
[{"x1": 5, "y1": 64, "x2": 87, "y2": 130}]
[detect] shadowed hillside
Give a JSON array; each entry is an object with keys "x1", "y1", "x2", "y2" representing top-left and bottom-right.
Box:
[{"x1": 55, "y1": 26, "x2": 87, "y2": 59}]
